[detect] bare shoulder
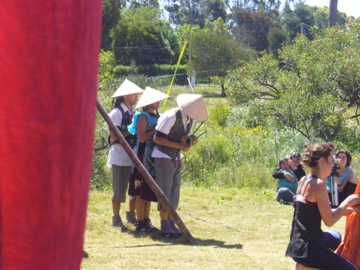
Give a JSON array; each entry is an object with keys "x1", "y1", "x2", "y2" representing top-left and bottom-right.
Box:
[{"x1": 309, "y1": 178, "x2": 328, "y2": 195}]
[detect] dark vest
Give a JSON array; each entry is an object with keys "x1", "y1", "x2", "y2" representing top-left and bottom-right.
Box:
[
  {"x1": 157, "y1": 109, "x2": 193, "y2": 159},
  {"x1": 285, "y1": 176, "x2": 331, "y2": 258},
  {"x1": 112, "y1": 105, "x2": 137, "y2": 148}
]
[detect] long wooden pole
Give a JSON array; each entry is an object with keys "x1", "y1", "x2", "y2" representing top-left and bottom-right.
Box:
[{"x1": 96, "y1": 99, "x2": 195, "y2": 244}]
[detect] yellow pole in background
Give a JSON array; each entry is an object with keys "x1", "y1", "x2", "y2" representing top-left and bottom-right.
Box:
[{"x1": 161, "y1": 26, "x2": 193, "y2": 112}]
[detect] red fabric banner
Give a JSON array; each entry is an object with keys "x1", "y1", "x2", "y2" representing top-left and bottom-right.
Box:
[{"x1": 0, "y1": 1, "x2": 101, "y2": 269}]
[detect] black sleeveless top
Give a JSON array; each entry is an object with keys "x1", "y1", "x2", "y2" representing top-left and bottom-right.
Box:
[
  {"x1": 111, "y1": 105, "x2": 137, "y2": 148},
  {"x1": 285, "y1": 175, "x2": 331, "y2": 258}
]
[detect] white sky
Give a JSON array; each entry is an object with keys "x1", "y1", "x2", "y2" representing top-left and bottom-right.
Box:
[{"x1": 304, "y1": 0, "x2": 360, "y2": 18}]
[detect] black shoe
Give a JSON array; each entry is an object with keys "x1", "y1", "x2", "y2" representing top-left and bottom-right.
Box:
[
  {"x1": 144, "y1": 218, "x2": 158, "y2": 232},
  {"x1": 136, "y1": 220, "x2": 146, "y2": 233}
]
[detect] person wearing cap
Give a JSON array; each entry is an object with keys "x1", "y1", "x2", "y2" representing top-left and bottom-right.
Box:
[
  {"x1": 107, "y1": 79, "x2": 144, "y2": 228},
  {"x1": 152, "y1": 94, "x2": 208, "y2": 238},
  {"x1": 128, "y1": 87, "x2": 169, "y2": 233}
]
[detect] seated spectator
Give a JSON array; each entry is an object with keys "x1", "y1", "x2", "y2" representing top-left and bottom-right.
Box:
[
  {"x1": 273, "y1": 157, "x2": 298, "y2": 205},
  {"x1": 273, "y1": 153, "x2": 306, "y2": 182},
  {"x1": 326, "y1": 150, "x2": 358, "y2": 206}
]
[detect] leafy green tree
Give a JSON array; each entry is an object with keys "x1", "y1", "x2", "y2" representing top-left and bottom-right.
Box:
[
  {"x1": 281, "y1": 2, "x2": 314, "y2": 40},
  {"x1": 202, "y1": 0, "x2": 227, "y2": 22},
  {"x1": 312, "y1": 6, "x2": 347, "y2": 30},
  {"x1": 189, "y1": 18, "x2": 256, "y2": 96},
  {"x1": 98, "y1": 50, "x2": 118, "y2": 91},
  {"x1": 111, "y1": 7, "x2": 177, "y2": 65},
  {"x1": 268, "y1": 27, "x2": 287, "y2": 58},
  {"x1": 228, "y1": 9, "x2": 280, "y2": 51},
  {"x1": 225, "y1": 0, "x2": 281, "y2": 14},
  {"x1": 101, "y1": 0, "x2": 121, "y2": 51},
  {"x1": 280, "y1": 2, "x2": 347, "y2": 42},
  {"x1": 128, "y1": 0, "x2": 160, "y2": 8},
  {"x1": 164, "y1": 0, "x2": 206, "y2": 27},
  {"x1": 164, "y1": 0, "x2": 226, "y2": 28},
  {"x1": 227, "y1": 20, "x2": 360, "y2": 143}
]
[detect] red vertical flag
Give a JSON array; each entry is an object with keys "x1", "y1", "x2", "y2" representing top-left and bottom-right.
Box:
[{"x1": 0, "y1": 0, "x2": 101, "y2": 269}]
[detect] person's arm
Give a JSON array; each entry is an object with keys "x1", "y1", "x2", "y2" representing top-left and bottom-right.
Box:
[
  {"x1": 337, "y1": 171, "x2": 353, "y2": 193},
  {"x1": 110, "y1": 126, "x2": 131, "y2": 140},
  {"x1": 153, "y1": 132, "x2": 191, "y2": 152},
  {"x1": 273, "y1": 169, "x2": 294, "y2": 182},
  {"x1": 314, "y1": 179, "x2": 360, "y2": 227},
  {"x1": 137, "y1": 114, "x2": 155, "y2": 143},
  {"x1": 272, "y1": 169, "x2": 284, "y2": 179}
]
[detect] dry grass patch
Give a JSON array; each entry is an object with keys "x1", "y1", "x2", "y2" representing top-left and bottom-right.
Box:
[{"x1": 82, "y1": 186, "x2": 345, "y2": 270}]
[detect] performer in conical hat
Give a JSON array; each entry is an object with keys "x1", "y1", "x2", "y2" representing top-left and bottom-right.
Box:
[
  {"x1": 107, "y1": 79, "x2": 144, "y2": 228},
  {"x1": 152, "y1": 94, "x2": 208, "y2": 238},
  {"x1": 128, "y1": 87, "x2": 169, "y2": 233}
]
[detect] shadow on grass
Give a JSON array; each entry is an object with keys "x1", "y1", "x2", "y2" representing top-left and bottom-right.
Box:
[{"x1": 121, "y1": 229, "x2": 243, "y2": 249}]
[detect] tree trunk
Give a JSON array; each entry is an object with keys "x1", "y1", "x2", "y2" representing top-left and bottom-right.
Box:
[
  {"x1": 329, "y1": 0, "x2": 338, "y2": 27},
  {"x1": 221, "y1": 81, "x2": 226, "y2": 97}
]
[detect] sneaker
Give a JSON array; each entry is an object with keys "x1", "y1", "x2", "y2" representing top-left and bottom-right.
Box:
[
  {"x1": 112, "y1": 216, "x2": 124, "y2": 227},
  {"x1": 160, "y1": 220, "x2": 180, "y2": 238},
  {"x1": 169, "y1": 220, "x2": 182, "y2": 235},
  {"x1": 126, "y1": 211, "x2": 137, "y2": 224}
]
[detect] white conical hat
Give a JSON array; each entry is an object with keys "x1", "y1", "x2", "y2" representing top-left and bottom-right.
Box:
[
  {"x1": 111, "y1": 79, "x2": 144, "y2": 98},
  {"x1": 176, "y1": 94, "x2": 208, "y2": 122},
  {"x1": 135, "y1": 87, "x2": 169, "y2": 109}
]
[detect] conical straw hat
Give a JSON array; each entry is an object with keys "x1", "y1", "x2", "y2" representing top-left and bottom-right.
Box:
[
  {"x1": 135, "y1": 87, "x2": 169, "y2": 109},
  {"x1": 176, "y1": 94, "x2": 208, "y2": 122},
  {"x1": 111, "y1": 79, "x2": 144, "y2": 98}
]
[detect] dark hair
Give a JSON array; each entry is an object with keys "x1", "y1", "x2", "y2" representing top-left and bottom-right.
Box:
[
  {"x1": 290, "y1": 152, "x2": 301, "y2": 160},
  {"x1": 302, "y1": 142, "x2": 334, "y2": 168},
  {"x1": 112, "y1": 96, "x2": 124, "y2": 109},
  {"x1": 276, "y1": 157, "x2": 289, "y2": 170},
  {"x1": 336, "y1": 150, "x2": 352, "y2": 167}
]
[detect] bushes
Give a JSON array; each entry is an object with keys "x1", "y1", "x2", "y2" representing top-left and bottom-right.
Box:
[
  {"x1": 181, "y1": 104, "x2": 308, "y2": 190},
  {"x1": 113, "y1": 64, "x2": 188, "y2": 86}
]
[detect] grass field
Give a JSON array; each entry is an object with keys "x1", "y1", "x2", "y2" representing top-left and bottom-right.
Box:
[{"x1": 81, "y1": 185, "x2": 346, "y2": 270}]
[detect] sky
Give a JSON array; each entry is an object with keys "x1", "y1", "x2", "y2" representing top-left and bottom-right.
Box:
[{"x1": 304, "y1": 0, "x2": 360, "y2": 18}]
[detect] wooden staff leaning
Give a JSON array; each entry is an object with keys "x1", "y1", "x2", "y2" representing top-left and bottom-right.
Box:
[{"x1": 96, "y1": 99, "x2": 195, "y2": 244}]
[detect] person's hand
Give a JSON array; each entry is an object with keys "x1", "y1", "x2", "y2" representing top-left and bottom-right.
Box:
[
  {"x1": 284, "y1": 172, "x2": 294, "y2": 182},
  {"x1": 344, "y1": 194, "x2": 360, "y2": 208},
  {"x1": 351, "y1": 205, "x2": 360, "y2": 214},
  {"x1": 333, "y1": 176, "x2": 341, "y2": 186},
  {"x1": 182, "y1": 145, "x2": 191, "y2": 152}
]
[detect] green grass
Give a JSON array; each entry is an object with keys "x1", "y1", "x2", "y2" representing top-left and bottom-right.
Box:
[{"x1": 82, "y1": 186, "x2": 346, "y2": 270}]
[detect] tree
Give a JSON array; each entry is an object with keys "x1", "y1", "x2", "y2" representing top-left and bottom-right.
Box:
[
  {"x1": 227, "y1": 20, "x2": 360, "y2": 143},
  {"x1": 268, "y1": 27, "x2": 287, "y2": 58},
  {"x1": 312, "y1": 6, "x2": 346, "y2": 30},
  {"x1": 111, "y1": 7, "x2": 177, "y2": 65},
  {"x1": 329, "y1": 0, "x2": 338, "y2": 27},
  {"x1": 280, "y1": 2, "x2": 315, "y2": 40},
  {"x1": 228, "y1": 9, "x2": 280, "y2": 51},
  {"x1": 164, "y1": 0, "x2": 206, "y2": 27},
  {"x1": 101, "y1": 0, "x2": 121, "y2": 51},
  {"x1": 189, "y1": 18, "x2": 256, "y2": 96}
]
